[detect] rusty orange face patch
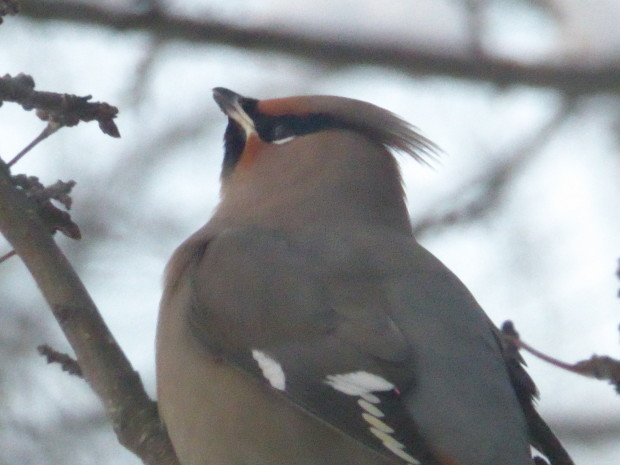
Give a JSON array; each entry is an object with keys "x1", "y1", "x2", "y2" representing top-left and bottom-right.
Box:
[
  {"x1": 257, "y1": 97, "x2": 316, "y2": 117},
  {"x1": 236, "y1": 133, "x2": 266, "y2": 171}
]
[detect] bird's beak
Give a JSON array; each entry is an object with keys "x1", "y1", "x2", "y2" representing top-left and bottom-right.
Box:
[{"x1": 212, "y1": 87, "x2": 256, "y2": 136}]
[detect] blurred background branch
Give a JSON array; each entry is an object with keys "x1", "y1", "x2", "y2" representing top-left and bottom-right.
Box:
[
  {"x1": 16, "y1": 0, "x2": 620, "y2": 95},
  {"x1": 413, "y1": 96, "x2": 577, "y2": 235}
]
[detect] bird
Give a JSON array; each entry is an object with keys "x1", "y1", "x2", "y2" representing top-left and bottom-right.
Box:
[{"x1": 156, "y1": 87, "x2": 575, "y2": 465}]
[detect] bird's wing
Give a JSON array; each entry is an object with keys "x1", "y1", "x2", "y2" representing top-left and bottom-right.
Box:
[
  {"x1": 189, "y1": 227, "x2": 443, "y2": 465},
  {"x1": 383, "y1": 244, "x2": 574, "y2": 465},
  {"x1": 497, "y1": 323, "x2": 575, "y2": 465}
]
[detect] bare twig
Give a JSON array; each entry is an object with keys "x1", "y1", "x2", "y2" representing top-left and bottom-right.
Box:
[
  {"x1": 0, "y1": 73, "x2": 120, "y2": 137},
  {"x1": 0, "y1": 163, "x2": 179, "y2": 465},
  {"x1": 8, "y1": 122, "x2": 61, "y2": 167},
  {"x1": 502, "y1": 321, "x2": 620, "y2": 394},
  {"x1": 37, "y1": 343, "x2": 84, "y2": 377},
  {"x1": 10, "y1": 172, "x2": 81, "y2": 239},
  {"x1": 0, "y1": 248, "x2": 16, "y2": 263},
  {"x1": 15, "y1": 0, "x2": 620, "y2": 95}
]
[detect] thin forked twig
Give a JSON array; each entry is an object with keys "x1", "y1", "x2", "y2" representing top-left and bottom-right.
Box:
[
  {"x1": 506, "y1": 332, "x2": 582, "y2": 373},
  {"x1": 503, "y1": 320, "x2": 620, "y2": 393},
  {"x1": 8, "y1": 122, "x2": 61, "y2": 167},
  {"x1": 38, "y1": 344, "x2": 84, "y2": 377},
  {"x1": 0, "y1": 249, "x2": 16, "y2": 263}
]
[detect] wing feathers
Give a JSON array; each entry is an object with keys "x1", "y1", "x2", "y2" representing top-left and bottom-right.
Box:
[{"x1": 188, "y1": 227, "x2": 443, "y2": 464}]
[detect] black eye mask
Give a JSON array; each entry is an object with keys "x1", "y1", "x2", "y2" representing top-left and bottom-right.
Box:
[{"x1": 240, "y1": 98, "x2": 339, "y2": 143}]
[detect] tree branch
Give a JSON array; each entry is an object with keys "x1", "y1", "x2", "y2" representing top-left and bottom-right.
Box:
[
  {"x1": 0, "y1": 160, "x2": 179, "y2": 465},
  {"x1": 16, "y1": 0, "x2": 620, "y2": 95},
  {"x1": 0, "y1": 73, "x2": 120, "y2": 137}
]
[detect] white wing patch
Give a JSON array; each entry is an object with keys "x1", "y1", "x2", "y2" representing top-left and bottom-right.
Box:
[
  {"x1": 325, "y1": 371, "x2": 420, "y2": 465},
  {"x1": 251, "y1": 350, "x2": 286, "y2": 390},
  {"x1": 325, "y1": 371, "x2": 395, "y2": 395},
  {"x1": 358, "y1": 399, "x2": 385, "y2": 418}
]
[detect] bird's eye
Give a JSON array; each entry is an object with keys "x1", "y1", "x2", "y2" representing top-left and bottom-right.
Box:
[
  {"x1": 255, "y1": 113, "x2": 335, "y2": 144},
  {"x1": 271, "y1": 123, "x2": 296, "y2": 144}
]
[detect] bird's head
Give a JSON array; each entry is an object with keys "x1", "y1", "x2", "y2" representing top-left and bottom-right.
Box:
[{"x1": 211, "y1": 87, "x2": 438, "y2": 231}]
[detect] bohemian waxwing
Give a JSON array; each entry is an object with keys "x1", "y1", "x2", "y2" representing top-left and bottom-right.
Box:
[{"x1": 156, "y1": 88, "x2": 574, "y2": 465}]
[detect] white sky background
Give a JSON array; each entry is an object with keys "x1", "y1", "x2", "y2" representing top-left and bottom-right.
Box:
[{"x1": 1, "y1": 0, "x2": 619, "y2": 464}]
